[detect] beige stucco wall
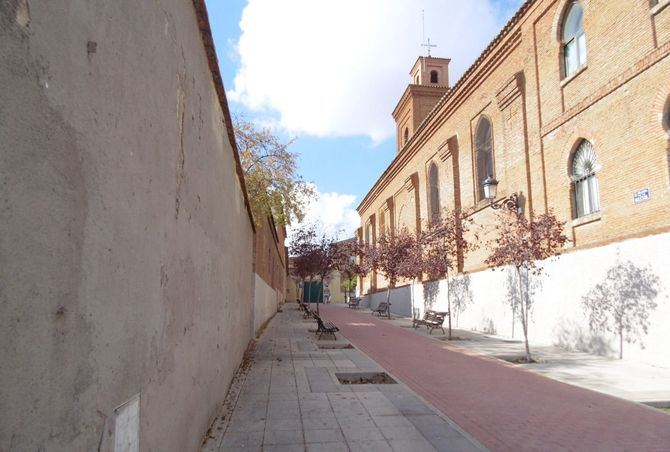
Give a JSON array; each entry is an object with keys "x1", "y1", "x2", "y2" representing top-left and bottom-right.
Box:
[{"x1": 0, "y1": 2, "x2": 255, "y2": 451}]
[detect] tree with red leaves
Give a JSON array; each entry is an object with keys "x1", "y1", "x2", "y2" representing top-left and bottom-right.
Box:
[
  {"x1": 485, "y1": 210, "x2": 568, "y2": 362},
  {"x1": 332, "y1": 239, "x2": 366, "y2": 302},
  {"x1": 420, "y1": 210, "x2": 477, "y2": 339},
  {"x1": 366, "y1": 229, "x2": 420, "y2": 319},
  {"x1": 290, "y1": 225, "x2": 319, "y2": 306},
  {"x1": 290, "y1": 225, "x2": 363, "y2": 315}
]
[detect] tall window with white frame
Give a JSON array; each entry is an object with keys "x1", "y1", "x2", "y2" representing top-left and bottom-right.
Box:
[
  {"x1": 428, "y1": 163, "x2": 440, "y2": 223},
  {"x1": 562, "y1": 1, "x2": 587, "y2": 78},
  {"x1": 571, "y1": 140, "x2": 600, "y2": 218},
  {"x1": 475, "y1": 116, "x2": 494, "y2": 202}
]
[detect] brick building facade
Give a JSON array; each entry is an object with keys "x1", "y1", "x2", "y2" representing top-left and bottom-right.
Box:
[{"x1": 358, "y1": 0, "x2": 670, "y2": 365}]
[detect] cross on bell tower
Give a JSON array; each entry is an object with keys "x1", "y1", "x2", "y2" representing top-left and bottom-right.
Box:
[{"x1": 421, "y1": 37, "x2": 437, "y2": 57}]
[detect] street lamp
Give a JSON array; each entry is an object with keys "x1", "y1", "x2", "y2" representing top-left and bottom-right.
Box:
[{"x1": 483, "y1": 175, "x2": 521, "y2": 213}]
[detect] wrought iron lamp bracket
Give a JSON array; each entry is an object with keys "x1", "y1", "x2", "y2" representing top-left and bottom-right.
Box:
[{"x1": 490, "y1": 193, "x2": 520, "y2": 213}]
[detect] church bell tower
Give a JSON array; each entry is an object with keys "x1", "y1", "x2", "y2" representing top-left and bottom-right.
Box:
[{"x1": 392, "y1": 56, "x2": 451, "y2": 153}]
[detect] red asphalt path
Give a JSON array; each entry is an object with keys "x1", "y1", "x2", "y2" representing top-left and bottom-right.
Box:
[{"x1": 320, "y1": 305, "x2": 670, "y2": 452}]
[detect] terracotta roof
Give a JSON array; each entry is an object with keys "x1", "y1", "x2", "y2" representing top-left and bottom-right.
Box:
[
  {"x1": 192, "y1": 0, "x2": 256, "y2": 232},
  {"x1": 357, "y1": 0, "x2": 537, "y2": 213}
]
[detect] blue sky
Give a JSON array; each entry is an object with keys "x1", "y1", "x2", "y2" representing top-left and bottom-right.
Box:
[{"x1": 205, "y1": 0, "x2": 523, "y2": 235}]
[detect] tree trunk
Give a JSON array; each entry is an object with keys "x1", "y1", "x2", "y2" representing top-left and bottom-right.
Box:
[
  {"x1": 517, "y1": 267, "x2": 531, "y2": 362},
  {"x1": 386, "y1": 286, "x2": 391, "y2": 319},
  {"x1": 410, "y1": 279, "x2": 415, "y2": 323},
  {"x1": 316, "y1": 275, "x2": 323, "y2": 315},
  {"x1": 619, "y1": 328, "x2": 623, "y2": 360},
  {"x1": 307, "y1": 277, "x2": 312, "y2": 305},
  {"x1": 446, "y1": 275, "x2": 452, "y2": 340}
]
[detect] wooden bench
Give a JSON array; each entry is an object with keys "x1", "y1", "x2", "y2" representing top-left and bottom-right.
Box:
[
  {"x1": 312, "y1": 313, "x2": 339, "y2": 340},
  {"x1": 371, "y1": 301, "x2": 389, "y2": 317},
  {"x1": 347, "y1": 298, "x2": 361, "y2": 309},
  {"x1": 300, "y1": 303, "x2": 312, "y2": 319},
  {"x1": 413, "y1": 310, "x2": 449, "y2": 335}
]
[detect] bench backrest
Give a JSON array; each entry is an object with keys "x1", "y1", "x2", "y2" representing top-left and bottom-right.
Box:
[
  {"x1": 376, "y1": 302, "x2": 389, "y2": 311},
  {"x1": 424, "y1": 310, "x2": 447, "y2": 322}
]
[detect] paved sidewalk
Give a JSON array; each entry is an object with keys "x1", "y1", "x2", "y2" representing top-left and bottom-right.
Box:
[
  {"x1": 383, "y1": 314, "x2": 670, "y2": 404},
  {"x1": 202, "y1": 308, "x2": 483, "y2": 452},
  {"x1": 321, "y1": 304, "x2": 670, "y2": 452}
]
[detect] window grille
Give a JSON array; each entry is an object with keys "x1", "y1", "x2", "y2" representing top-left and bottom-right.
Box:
[{"x1": 572, "y1": 140, "x2": 600, "y2": 217}]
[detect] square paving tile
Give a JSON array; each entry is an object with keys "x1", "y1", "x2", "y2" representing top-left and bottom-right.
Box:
[
  {"x1": 380, "y1": 425, "x2": 424, "y2": 440},
  {"x1": 219, "y1": 430, "x2": 264, "y2": 448},
  {"x1": 263, "y1": 429, "x2": 304, "y2": 445},
  {"x1": 347, "y1": 439, "x2": 394, "y2": 452},
  {"x1": 306, "y1": 442, "x2": 349, "y2": 452},
  {"x1": 304, "y1": 428, "x2": 345, "y2": 443},
  {"x1": 389, "y1": 437, "x2": 438, "y2": 452},
  {"x1": 341, "y1": 426, "x2": 385, "y2": 441}
]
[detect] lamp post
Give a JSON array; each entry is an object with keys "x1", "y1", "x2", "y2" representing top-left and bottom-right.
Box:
[{"x1": 483, "y1": 175, "x2": 521, "y2": 213}]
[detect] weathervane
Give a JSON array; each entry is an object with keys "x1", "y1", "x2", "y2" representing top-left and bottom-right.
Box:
[{"x1": 420, "y1": 10, "x2": 437, "y2": 57}]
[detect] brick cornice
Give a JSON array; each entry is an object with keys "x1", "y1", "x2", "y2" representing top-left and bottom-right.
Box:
[{"x1": 496, "y1": 72, "x2": 525, "y2": 110}]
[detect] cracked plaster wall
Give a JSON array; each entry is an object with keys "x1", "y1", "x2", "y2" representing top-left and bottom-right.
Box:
[{"x1": 0, "y1": 1, "x2": 254, "y2": 450}]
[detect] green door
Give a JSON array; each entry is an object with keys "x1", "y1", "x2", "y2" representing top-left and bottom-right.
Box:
[{"x1": 302, "y1": 281, "x2": 323, "y2": 303}]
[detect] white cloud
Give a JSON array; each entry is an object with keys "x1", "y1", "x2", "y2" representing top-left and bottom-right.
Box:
[
  {"x1": 287, "y1": 184, "x2": 360, "y2": 243},
  {"x1": 230, "y1": 0, "x2": 522, "y2": 143}
]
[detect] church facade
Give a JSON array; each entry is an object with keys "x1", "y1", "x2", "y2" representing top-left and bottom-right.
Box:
[{"x1": 358, "y1": 0, "x2": 670, "y2": 366}]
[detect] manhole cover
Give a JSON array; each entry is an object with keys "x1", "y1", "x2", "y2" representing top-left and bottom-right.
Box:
[
  {"x1": 318, "y1": 343, "x2": 354, "y2": 349},
  {"x1": 335, "y1": 372, "x2": 396, "y2": 385}
]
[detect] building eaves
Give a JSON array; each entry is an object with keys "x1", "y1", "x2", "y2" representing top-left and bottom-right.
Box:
[
  {"x1": 392, "y1": 84, "x2": 451, "y2": 119},
  {"x1": 192, "y1": 0, "x2": 256, "y2": 233},
  {"x1": 357, "y1": 0, "x2": 536, "y2": 214}
]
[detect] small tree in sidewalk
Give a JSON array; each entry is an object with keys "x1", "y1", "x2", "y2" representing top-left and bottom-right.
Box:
[
  {"x1": 289, "y1": 225, "x2": 319, "y2": 307},
  {"x1": 366, "y1": 229, "x2": 420, "y2": 319},
  {"x1": 420, "y1": 210, "x2": 477, "y2": 340},
  {"x1": 333, "y1": 239, "x2": 366, "y2": 302},
  {"x1": 485, "y1": 210, "x2": 568, "y2": 362}
]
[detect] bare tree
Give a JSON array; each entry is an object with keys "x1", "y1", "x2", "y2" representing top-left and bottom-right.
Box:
[
  {"x1": 582, "y1": 259, "x2": 661, "y2": 359},
  {"x1": 366, "y1": 229, "x2": 420, "y2": 319},
  {"x1": 420, "y1": 210, "x2": 476, "y2": 339},
  {"x1": 485, "y1": 210, "x2": 568, "y2": 362}
]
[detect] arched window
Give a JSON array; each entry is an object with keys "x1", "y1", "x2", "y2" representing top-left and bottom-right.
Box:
[
  {"x1": 562, "y1": 2, "x2": 586, "y2": 78},
  {"x1": 430, "y1": 70, "x2": 438, "y2": 84},
  {"x1": 429, "y1": 163, "x2": 440, "y2": 222},
  {"x1": 403, "y1": 127, "x2": 409, "y2": 145},
  {"x1": 475, "y1": 117, "x2": 494, "y2": 201},
  {"x1": 571, "y1": 140, "x2": 600, "y2": 217}
]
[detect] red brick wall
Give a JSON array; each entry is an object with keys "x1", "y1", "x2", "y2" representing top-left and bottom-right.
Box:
[{"x1": 359, "y1": 0, "x2": 670, "y2": 287}]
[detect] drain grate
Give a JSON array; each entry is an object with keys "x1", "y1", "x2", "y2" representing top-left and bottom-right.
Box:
[
  {"x1": 335, "y1": 372, "x2": 396, "y2": 385},
  {"x1": 318, "y1": 343, "x2": 354, "y2": 349}
]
